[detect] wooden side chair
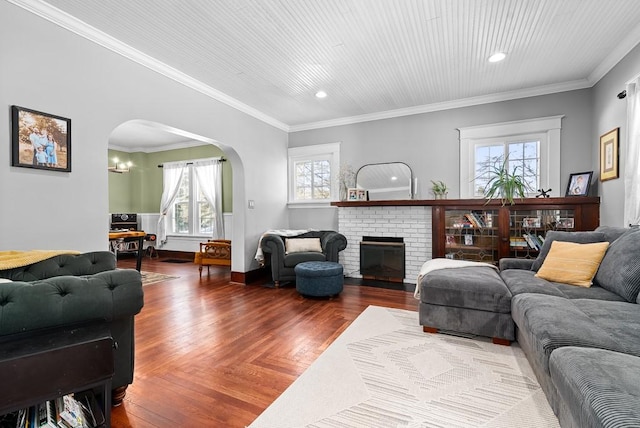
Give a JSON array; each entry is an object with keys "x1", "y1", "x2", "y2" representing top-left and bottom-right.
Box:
[{"x1": 194, "y1": 239, "x2": 231, "y2": 277}]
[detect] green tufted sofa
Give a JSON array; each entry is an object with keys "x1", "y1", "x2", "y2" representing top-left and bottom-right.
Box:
[{"x1": 0, "y1": 251, "x2": 144, "y2": 405}]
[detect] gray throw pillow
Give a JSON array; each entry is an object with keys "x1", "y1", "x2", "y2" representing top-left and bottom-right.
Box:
[
  {"x1": 531, "y1": 231, "x2": 606, "y2": 272},
  {"x1": 594, "y1": 228, "x2": 640, "y2": 303}
]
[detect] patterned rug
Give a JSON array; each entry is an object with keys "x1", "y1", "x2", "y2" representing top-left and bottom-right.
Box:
[
  {"x1": 250, "y1": 306, "x2": 559, "y2": 428},
  {"x1": 140, "y1": 271, "x2": 178, "y2": 286}
]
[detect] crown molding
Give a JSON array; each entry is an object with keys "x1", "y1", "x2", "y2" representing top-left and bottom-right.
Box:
[
  {"x1": 289, "y1": 79, "x2": 591, "y2": 132},
  {"x1": 8, "y1": 0, "x2": 290, "y2": 132},
  {"x1": 588, "y1": 22, "x2": 640, "y2": 85},
  {"x1": 108, "y1": 139, "x2": 209, "y2": 154}
]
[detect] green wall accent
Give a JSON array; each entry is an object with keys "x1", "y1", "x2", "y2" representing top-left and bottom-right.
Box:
[{"x1": 108, "y1": 144, "x2": 232, "y2": 214}]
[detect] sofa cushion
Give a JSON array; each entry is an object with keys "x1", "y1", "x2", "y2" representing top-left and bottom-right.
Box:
[
  {"x1": 285, "y1": 237, "x2": 322, "y2": 254},
  {"x1": 511, "y1": 294, "x2": 640, "y2": 375},
  {"x1": 551, "y1": 347, "x2": 640, "y2": 428},
  {"x1": 283, "y1": 252, "x2": 326, "y2": 267},
  {"x1": 534, "y1": 241, "x2": 609, "y2": 287},
  {"x1": 531, "y1": 231, "x2": 606, "y2": 272},
  {"x1": 595, "y1": 225, "x2": 633, "y2": 243},
  {"x1": 501, "y1": 269, "x2": 625, "y2": 301},
  {"x1": 420, "y1": 266, "x2": 511, "y2": 313},
  {"x1": 594, "y1": 228, "x2": 640, "y2": 303}
]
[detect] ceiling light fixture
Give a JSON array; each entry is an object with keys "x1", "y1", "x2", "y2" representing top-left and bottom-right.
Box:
[
  {"x1": 108, "y1": 157, "x2": 133, "y2": 173},
  {"x1": 315, "y1": 90, "x2": 327, "y2": 99},
  {"x1": 488, "y1": 52, "x2": 506, "y2": 63}
]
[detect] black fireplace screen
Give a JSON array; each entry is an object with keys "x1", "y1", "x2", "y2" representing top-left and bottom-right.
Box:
[{"x1": 360, "y1": 237, "x2": 405, "y2": 280}]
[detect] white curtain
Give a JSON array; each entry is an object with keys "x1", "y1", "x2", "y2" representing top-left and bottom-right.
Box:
[
  {"x1": 193, "y1": 158, "x2": 224, "y2": 239},
  {"x1": 157, "y1": 161, "x2": 187, "y2": 247},
  {"x1": 625, "y1": 77, "x2": 640, "y2": 226}
]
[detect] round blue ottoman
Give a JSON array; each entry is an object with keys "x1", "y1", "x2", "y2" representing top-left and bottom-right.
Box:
[{"x1": 294, "y1": 261, "x2": 344, "y2": 297}]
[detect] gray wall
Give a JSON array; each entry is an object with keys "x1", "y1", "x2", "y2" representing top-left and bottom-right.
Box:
[
  {"x1": 290, "y1": 89, "x2": 594, "y2": 230},
  {"x1": 592, "y1": 43, "x2": 640, "y2": 226},
  {"x1": 0, "y1": 2, "x2": 288, "y2": 272}
]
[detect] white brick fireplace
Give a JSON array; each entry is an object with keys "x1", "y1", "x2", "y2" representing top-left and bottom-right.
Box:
[{"x1": 337, "y1": 206, "x2": 432, "y2": 283}]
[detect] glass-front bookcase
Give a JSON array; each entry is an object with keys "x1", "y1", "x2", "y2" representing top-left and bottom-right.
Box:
[
  {"x1": 432, "y1": 197, "x2": 600, "y2": 263},
  {"x1": 443, "y1": 209, "x2": 499, "y2": 263}
]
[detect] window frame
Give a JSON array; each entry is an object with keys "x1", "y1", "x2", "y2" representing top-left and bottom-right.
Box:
[
  {"x1": 168, "y1": 165, "x2": 214, "y2": 237},
  {"x1": 288, "y1": 142, "x2": 340, "y2": 206},
  {"x1": 459, "y1": 116, "x2": 563, "y2": 199}
]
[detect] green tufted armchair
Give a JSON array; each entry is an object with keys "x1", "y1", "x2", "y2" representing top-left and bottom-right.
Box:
[
  {"x1": 260, "y1": 231, "x2": 347, "y2": 287},
  {"x1": 0, "y1": 251, "x2": 144, "y2": 405}
]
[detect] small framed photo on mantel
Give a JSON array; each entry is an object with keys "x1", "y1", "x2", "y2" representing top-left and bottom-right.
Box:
[
  {"x1": 566, "y1": 171, "x2": 593, "y2": 196},
  {"x1": 11, "y1": 105, "x2": 71, "y2": 172}
]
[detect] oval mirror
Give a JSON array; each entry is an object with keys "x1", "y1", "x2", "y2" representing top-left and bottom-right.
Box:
[{"x1": 356, "y1": 162, "x2": 413, "y2": 200}]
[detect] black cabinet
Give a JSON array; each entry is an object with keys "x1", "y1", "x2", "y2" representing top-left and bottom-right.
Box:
[{"x1": 0, "y1": 325, "x2": 114, "y2": 427}]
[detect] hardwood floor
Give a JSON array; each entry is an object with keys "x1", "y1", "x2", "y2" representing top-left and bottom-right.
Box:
[{"x1": 111, "y1": 257, "x2": 418, "y2": 427}]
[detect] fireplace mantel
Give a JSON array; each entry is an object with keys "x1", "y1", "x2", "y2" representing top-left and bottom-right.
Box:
[{"x1": 331, "y1": 197, "x2": 599, "y2": 208}]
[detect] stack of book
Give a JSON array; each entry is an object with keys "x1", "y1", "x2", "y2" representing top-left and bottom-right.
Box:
[
  {"x1": 5, "y1": 393, "x2": 103, "y2": 428},
  {"x1": 522, "y1": 233, "x2": 545, "y2": 250}
]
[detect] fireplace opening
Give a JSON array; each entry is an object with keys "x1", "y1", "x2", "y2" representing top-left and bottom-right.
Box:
[{"x1": 360, "y1": 236, "x2": 405, "y2": 283}]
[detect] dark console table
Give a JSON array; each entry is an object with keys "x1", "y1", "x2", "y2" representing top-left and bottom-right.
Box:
[{"x1": 0, "y1": 325, "x2": 115, "y2": 427}]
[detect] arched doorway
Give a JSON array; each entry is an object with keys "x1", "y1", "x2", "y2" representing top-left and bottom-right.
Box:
[{"x1": 107, "y1": 120, "x2": 245, "y2": 272}]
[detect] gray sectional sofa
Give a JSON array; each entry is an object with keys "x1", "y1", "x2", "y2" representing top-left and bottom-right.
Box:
[{"x1": 420, "y1": 226, "x2": 640, "y2": 427}]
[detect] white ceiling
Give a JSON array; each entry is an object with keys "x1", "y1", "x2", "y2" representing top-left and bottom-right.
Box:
[{"x1": 14, "y1": 0, "x2": 640, "y2": 150}]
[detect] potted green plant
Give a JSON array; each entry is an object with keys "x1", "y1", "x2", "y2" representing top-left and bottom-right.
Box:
[
  {"x1": 482, "y1": 157, "x2": 530, "y2": 205},
  {"x1": 430, "y1": 180, "x2": 448, "y2": 199}
]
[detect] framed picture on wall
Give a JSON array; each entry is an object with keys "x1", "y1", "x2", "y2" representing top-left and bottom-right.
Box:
[
  {"x1": 11, "y1": 105, "x2": 71, "y2": 172},
  {"x1": 600, "y1": 128, "x2": 619, "y2": 181},
  {"x1": 356, "y1": 189, "x2": 368, "y2": 201}
]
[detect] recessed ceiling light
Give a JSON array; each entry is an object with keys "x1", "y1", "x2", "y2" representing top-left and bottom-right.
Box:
[
  {"x1": 488, "y1": 52, "x2": 506, "y2": 63},
  {"x1": 315, "y1": 90, "x2": 327, "y2": 99}
]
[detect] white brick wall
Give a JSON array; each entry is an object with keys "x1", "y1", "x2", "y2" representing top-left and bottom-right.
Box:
[{"x1": 338, "y1": 206, "x2": 432, "y2": 283}]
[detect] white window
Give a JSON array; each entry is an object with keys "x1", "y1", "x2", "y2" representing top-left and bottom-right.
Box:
[
  {"x1": 288, "y1": 142, "x2": 340, "y2": 204},
  {"x1": 459, "y1": 116, "x2": 564, "y2": 198},
  {"x1": 473, "y1": 138, "x2": 541, "y2": 197},
  {"x1": 170, "y1": 165, "x2": 214, "y2": 235}
]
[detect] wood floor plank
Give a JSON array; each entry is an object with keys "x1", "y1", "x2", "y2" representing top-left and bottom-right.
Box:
[{"x1": 111, "y1": 257, "x2": 418, "y2": 427}]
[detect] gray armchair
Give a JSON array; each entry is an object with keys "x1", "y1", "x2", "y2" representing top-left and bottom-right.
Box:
[{"x1": 260, "y1": 231, "x2": 347, "y2": 286}]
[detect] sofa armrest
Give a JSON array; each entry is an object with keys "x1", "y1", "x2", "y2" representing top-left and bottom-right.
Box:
[
  {"x1": 320, "y1": 232, "x2": 347, "y2": 262},
  {"x1": 0, "y1": 251, "x2": 117, "y2": 282},
  {"x1": 0, "y1": 269, "x2": 143, "y2": 336},
  {"x1": 499, "y1": 258, "x2": 535, "y2": 271}
]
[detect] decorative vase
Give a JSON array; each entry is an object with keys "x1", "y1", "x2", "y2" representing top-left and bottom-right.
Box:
[{"x1": 340, "y1": 183, "x2": 348, "y2": 201}]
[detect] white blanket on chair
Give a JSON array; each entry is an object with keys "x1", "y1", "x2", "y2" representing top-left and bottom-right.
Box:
[
  {"x1": 414, "y1": 258, "x2": 499, "y2": 300},
  {"x1": 254, "y1": 229, "x2": 314, "y2": 266}
]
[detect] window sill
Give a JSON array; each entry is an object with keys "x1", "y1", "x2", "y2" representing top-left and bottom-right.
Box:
[
  {"x1": 287, "y1": 201, "x2": 337, "y2": 209},
  {"x1": 166, "y1": 234, "x2": 214, "y2": 240}
]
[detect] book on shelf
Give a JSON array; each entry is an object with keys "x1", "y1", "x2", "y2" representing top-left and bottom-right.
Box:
[
  {"x1": 464, "y1": 212, "x2": 485, "y2": 229},
  {"x1": 510, "y1": 236, "x2": 528, "y2": 248},
  {"x1": 522, "y1": 233, "x2": 543, "y2": 250},
  {"x1": 6, "y1": 393, "x2": 101, "y2": 428}
]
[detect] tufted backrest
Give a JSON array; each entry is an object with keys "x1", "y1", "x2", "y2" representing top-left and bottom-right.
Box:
[
  {"x1": 0, "y1": 251, "x2": 116, "y2": 282},
  {"x1": 0, "y1": 268, "x2": 143, "y2": 336}
]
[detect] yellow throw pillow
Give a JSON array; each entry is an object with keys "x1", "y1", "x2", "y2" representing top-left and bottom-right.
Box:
[
  {"x1": 535, "y1": 241, "x2": 609, "y2": 287},
  {"x1": 285, "y1": 238, "x2": 323, "y2": 254}
]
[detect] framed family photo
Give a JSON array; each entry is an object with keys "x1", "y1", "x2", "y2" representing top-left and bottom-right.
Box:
[
  {"x1": 599, "y1": 128, "x2": 619, "y2": 181},
  {"x1": 11, "y1": 105, "x2": 71, "y2": 172},
  {"x1": 565, "y1": 171, "x2": 593, "y2": 196}
]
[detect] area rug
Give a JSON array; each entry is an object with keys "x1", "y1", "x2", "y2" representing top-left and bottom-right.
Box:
[
  {"x1": 250, "y1": 306, "x2": 559, "y2": 428},
  {"x1": 140, "y1": 271, "x2": 178, "y2": 286}
]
